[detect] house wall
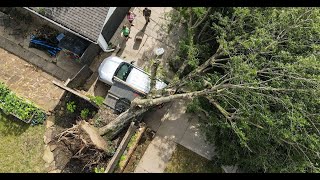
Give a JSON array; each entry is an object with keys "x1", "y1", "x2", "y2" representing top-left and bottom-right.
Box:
[
  {"x1": 67, "y1": 64, "x2": 93, "y2": 89},
  {"x1": 80, "y1": 43, "x2": 101, "y2": 65},
  {"x1": 101, "y1": 7, "x2": 131, "y2": 43}
]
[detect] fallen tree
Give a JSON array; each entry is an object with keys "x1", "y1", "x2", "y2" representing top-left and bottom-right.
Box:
[{"x1": 95, "y1": 7, "x2": 320, "y2": 172}]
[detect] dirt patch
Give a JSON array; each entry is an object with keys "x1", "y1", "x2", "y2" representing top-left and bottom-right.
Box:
[
  {"x1": 46, "y1": 91, "x2": 117, "y2": 173},
  {"x1": 54, "y1": 92, "x2": 99, "y2": 128}
]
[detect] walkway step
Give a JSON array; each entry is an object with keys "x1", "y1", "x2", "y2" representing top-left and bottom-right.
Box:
[{"x1": 134, "y1": 135, "x2": 177, "y2": 173}]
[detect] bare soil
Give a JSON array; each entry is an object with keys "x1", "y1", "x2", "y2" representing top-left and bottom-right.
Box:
[{"x1": 50, "y1": 92, "x2": 120, "y2": 173}]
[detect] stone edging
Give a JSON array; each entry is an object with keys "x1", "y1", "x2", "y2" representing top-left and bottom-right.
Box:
[{"x1": 42, "y1": 116, "x2": 61, "y2": 173}]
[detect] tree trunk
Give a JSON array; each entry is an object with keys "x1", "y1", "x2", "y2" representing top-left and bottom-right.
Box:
[
  {"x1": 98, "y1": 107, "x2": 148, "y2": 138},
  {"x1": 98, "y1": 88, "x2": 217, "y2": 138},
  {"x1": 148, "y1": 59, "x2": 161, "y2": 98},
  {"x1": 80, "y1": 121, "x2": 112, "y2": 154},
  {"x1": 131, "y1": 84, "x2": 228, "y2": 108}
]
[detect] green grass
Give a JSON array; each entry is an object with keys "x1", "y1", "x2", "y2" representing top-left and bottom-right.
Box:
[
  {"x1": 165, "y1": 144, "x2": 223, "y2": 173},
  {"x1": 0, "y1": 111, "x2": 46, "y2": 173}
]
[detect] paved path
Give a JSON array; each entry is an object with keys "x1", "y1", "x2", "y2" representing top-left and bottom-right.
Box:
[
  {"x1": 109, "y1": 7, "x2": 182, "y2": 68},
  {"x1": 0, "y1": 48, "x2": 64, "y2": 112},
  {"x1": 135, "y1": 100, "x2": 216, "y2": 173}
]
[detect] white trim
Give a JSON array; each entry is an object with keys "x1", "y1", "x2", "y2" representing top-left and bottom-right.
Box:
[
  {"x1": 98, "y1": 33, "x2": 115, "y2": 52},
  {"x1": 103, "y1": 7, "x2": 117, "y2": 27},
  {"x1": 23, "y1": 7, "x2": 96, "y2": 44}
]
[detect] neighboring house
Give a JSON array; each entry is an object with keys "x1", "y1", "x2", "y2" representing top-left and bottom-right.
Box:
[{"x1": 23, "y1": 7, "x2": 130, "y2": 64}]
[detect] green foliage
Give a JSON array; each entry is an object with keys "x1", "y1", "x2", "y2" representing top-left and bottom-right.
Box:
[
  {"x1": 174, "y1": 7, "x2": 320, "y2": 172},
  {"x1": 0, "y1": 82, "x2": 46, "y2": 125},
  {"x1": 88, "y1": 95, "x2": 104, "y2": 107},
  {"x1": 128, "y1": 132, "x2": 138, "y2": 148},
  {"x1": 37, "y1": 8, "x2": 45, "y2": 16},
  {"x1": 80, "y1": 108, "x2": 90, "y2": 119},
  {"x1": 66, "y1": 101, "x2": 76, "y2": 113},
  {"x1": 94, "y1": 117, "x2": 104, "y2": 128},
  {"x1": 93, "y1": 167, "x2": 105, "y2": 173},
  {"x1": 118, "y1": 154, "x2": 127, "y2": 169},
  {"x1": 164, "y1": 10, "x2": 182, "y2": 33}
]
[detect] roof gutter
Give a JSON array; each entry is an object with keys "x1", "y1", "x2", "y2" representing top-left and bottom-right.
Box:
[{"x1": 23, "y1": 7, "x2": 96, "y2": 44}]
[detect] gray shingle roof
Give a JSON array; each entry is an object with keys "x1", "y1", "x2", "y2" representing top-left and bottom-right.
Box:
[{"x1": 29, "y1": 7, "x2": 110, "y2": 42}]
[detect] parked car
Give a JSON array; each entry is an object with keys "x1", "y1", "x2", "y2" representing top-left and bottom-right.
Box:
[{"x1": 98, "y1": 56, "x2": 167, "y2": 95}]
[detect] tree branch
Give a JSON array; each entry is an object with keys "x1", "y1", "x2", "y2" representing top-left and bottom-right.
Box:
[
  {"x1": 192, "y1": 7, "x2": 212, "y2": 29},
  {"x1": 148, "y1": 59, "x2": 161, "y2": 98}
]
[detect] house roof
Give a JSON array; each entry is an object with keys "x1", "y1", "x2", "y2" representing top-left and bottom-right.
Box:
[{"x1": 28, "y1": 7, "x2": 110, "y2": 42}]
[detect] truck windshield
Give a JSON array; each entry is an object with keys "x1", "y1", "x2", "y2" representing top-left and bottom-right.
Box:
[{"x1": 114, "y1": 63, "x2": 132, "y2": 81}]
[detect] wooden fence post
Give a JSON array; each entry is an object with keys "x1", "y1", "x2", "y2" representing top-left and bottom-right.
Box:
[{"x1": 104, "y1": 122, "x2": 137, "y2": 173}]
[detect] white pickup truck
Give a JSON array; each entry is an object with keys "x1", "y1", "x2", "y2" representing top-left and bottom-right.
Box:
[{"x1": 98, "y1": 56, "x2": 167, "y2": 113}]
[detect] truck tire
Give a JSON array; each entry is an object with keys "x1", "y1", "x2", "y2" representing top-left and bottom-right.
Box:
[{"x1": 115, "y1": 98, "x2": 131, "y2": 114}]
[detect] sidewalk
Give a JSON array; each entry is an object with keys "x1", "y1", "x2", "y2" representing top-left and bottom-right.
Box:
[
  {"x1": 134, "y1": 100, "x2": 216, "y2": 173},
  {"x1": 109, "y1": 7, "x2": 180, "y2": 68}
]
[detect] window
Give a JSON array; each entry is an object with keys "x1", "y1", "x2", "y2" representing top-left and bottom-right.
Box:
[{"x1": 115, "y1": 63, "x2": 132, "y2": 81}]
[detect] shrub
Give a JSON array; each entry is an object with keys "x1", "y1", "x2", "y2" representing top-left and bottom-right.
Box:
[
  {"x1": 88, "y1": 95, "x2": 104, "y2": 107},
  {"x1": 66, "y1": 101, "x2": 76, "y2": 113},
  {"x1": 80, "y1": 108, "x2": 90, "y2": 119}
]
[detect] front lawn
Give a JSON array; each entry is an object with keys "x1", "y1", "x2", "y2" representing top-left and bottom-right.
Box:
[
  {"x1": 0, "y1": 111, "x2": 46, "y2": 172},
  {"x1": 165, "y1": 144, "x2": 222, "y2": 173}
]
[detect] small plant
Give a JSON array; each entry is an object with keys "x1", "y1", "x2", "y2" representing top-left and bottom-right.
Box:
[
  {"x1": 127, "y1": 132, "x2": 138, "y2": 148},
  {"x1": 118, "y1": 155, "x2": 127, "y2": 169},
  {"x1": 80, "y1": 108, "x2": 90, "y2": 119},
  {"x1": 66, "y1": 101, "x2": 76, "y2": 113},
  {"x1": 94, "y1": 117, "x2": 103, "y2": 127},
  {"x1": 88, "y1": 95, "x2": 104, "y2": 107},
  {"x1": 37, "y1": 7, "x2": 46, "y2": 16},
  {"x1": 94, "y1": 167, "x2": 105, "y2": 173},
  {"x1": 0, "y1": 82, "x2": 46, "y2": 125}
]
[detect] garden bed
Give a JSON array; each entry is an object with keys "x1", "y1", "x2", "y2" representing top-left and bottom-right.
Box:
[
  {"x1": 53, "y1": 92, "x2": 99, "y2": 129},
  {"x1": 120, "y1": 128, "x2": 156, "y2": 173},
  {"x1": 0, "y1": 82, "x2": 46, "y2": 125}
]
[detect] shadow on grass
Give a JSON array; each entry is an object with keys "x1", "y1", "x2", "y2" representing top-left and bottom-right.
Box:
[
  {"x1": 0, "y1": 111, "x2": 30, "y2": 136},
  {"x1": 164, "y1": 144, "x2": 223, "y2": 173}
]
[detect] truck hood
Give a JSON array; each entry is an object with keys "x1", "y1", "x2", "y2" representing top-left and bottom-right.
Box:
[{"x1": 98, "y1": 57, "x2": 123, "y2": 85}]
